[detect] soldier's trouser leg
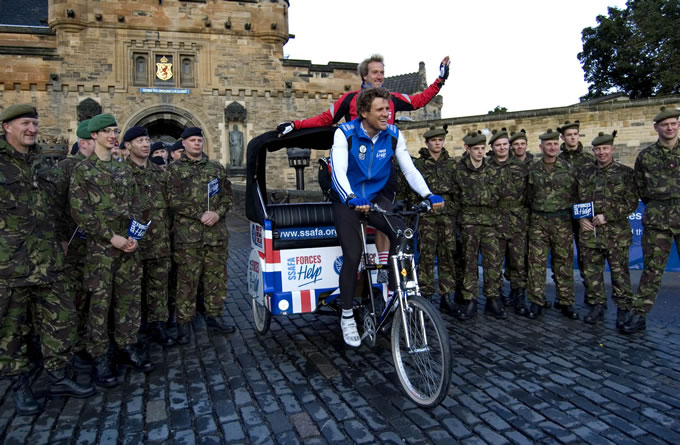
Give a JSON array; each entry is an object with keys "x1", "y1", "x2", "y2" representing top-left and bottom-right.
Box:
[
  {"x1": 498, "y1": 235, "x2": 509, "y2": 289},
  {"x1": 580, "y1": 246, "x2": 606, "y2": 305},
  {"x1": 460, "y1": 225, "x2": 482, "y2": 301},
  {"x1": 175, "y1": 248, "x2": 203, "y2": 324},
  {"x1": 436, "y1": 221, "x2": 457, "y2": 295},
  {"x1": 572, "y1": 219, "x2": 586, "y2": 284},
  {"x1": 84, "y1": 244, "x2": 116, "y2": 358},
  {"x1": 111, "y1": 253, "x2": 142, "y2": 349},
  {"x1": 635, "y1": 227, "x2": 680, "y2": 313},
  {"x1": 480, "y1": 226, "x2": 501, "y2": 298},
  {"x1": 63, "y1": 263, "x2": 87, "y2": 351},
  {"x1": 550, "y1": 219, "x2": 575, "y2": 305},
  {"x1": 202, "y1": 245, "x2": 229, "y2": 318},
  {"x1": 143, "y1": 257, "x2": 171, "y2": 324},
  {"x1": 417, "y1": 218, "x2": 437, "y2": 296},
  {"x1": 34, "y1": 280, "x2": 76, "y2": 371},
  {"x1": 506, "y1": 231, "x2": 528, "y2": 290},
  {"x1": 606, "y1": 246, "x2": 633, "y2": 310},
  {"x1": 0, "y1": 286, "x2": 32, "y2": 376},
  {"x1": 527, "y1": 215, "x2": 551, "y2": 305}
]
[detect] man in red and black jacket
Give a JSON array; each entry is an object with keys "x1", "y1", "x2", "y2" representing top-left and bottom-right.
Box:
[{"x1": 276, "y1": 54, "x2": 450, "y2": 134}]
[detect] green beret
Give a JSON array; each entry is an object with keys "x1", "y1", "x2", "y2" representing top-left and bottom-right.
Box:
[
  {"x1": 1, "y1": 104, "x2": 38, "y2": 123},
  {"x1": 76, "y1": 120, "x2": 92, "y2": 139},
  {"x1": 557, "y1": 120, "x2": 580, "y2": 134},
  {"x1": 423, "y1": 127, "x2": 447, "y2": 140},
  {"x1": 509, "y1": 129, "x2": 527, "y2": 143},
  {"x1": 488, "y1": 128, "x2": 509, "y2": 145},
  {"x1": 653, "y1": 106, "x2": 680, "y2": 123},
  {"x1": 88, "y1": 113, "x2": 117, "y2": 133},
  {"x1": 463, "y1": 131, "x2": 486, "y2": 146},
  {"x1": 539, "y1": 128, "x2": 560, "y2": 141},
  {"x1": 591, "y1": 130, "x2": 617, "y2": 146}
]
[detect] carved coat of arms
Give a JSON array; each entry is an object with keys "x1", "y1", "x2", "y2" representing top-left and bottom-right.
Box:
[{"x1": 156, "y1": 56, "x2": 173, "y2": 81}]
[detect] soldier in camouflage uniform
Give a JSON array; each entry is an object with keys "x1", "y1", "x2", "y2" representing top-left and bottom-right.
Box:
[
  {"x1": 70, "y1": 114, "x2": 154, "y2": 388},
  {"x1": 576, "y1": 130, "x2": 638, "y2": 326},
  {"x1": 50, "y1": 120, "x2": 96, "y2": 369},
  {"x1": 1, "y1": 104, "x2": 94, "y2": 415},
  {"x1": 452, "y1": 131, "x2": 505, "y2": 320},
  {"x1": 124, "y1": 127, "x2": 175, "y2": 347},
  {"x1": 626, "y1": 107, "x2": 680, "y2": 334},
  {"x1": 524, "y1": 128, "x2": 579, "y2": 320},
  {"x1": 408, "y1": 127, "x2": 458, "y2": 314},
  {"x1": 167, "y1": 127, "x2": 235, "y2": 345},
  {"x1": 489, "y1": 129, "x2": 530, "y2": 315}
]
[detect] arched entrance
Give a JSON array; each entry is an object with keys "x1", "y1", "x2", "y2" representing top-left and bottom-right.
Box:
[{"x1": 123, "y1": 105, "x2": 208, "y2": 146}]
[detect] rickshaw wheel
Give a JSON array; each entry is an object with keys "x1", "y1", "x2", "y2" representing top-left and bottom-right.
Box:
[
  {"x1": 360, "y1": 307, "x2": 377, "y2": 348},
  {"x1": 252, "y1": 297, "x2": 271, "y2": 334}
]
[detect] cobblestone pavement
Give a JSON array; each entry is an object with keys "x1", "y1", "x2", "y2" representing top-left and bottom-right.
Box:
[{"x1": 1, "y1": 217, "x2": 679, "y2": 444}]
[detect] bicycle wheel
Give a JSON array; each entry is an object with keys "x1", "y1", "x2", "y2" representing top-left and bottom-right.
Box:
[
  {"x1": 391, "y1": 295, "x2": 451, "y2": 407},
  {"x1": 252, "y1": 296, "x2": 271, "y2": 335}
]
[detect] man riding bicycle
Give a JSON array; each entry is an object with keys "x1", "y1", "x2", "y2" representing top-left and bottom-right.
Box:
[{"x1": 329, "y1": 87, "x2": 444, "y2": 347}]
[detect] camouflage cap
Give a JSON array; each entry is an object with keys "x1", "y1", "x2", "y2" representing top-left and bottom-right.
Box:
[
  {"x1": 488, "y1": 128, "x2": 509, "y2": 145},
  {"x1": 88, "y1": 113, "x2": 117, "y2": 133},
  {"x1": 76, "y1": 120, "x2": 92, "y2": 139},
  {"x1": 423, "y1": 126, "x2": 447, "y2": 140},
  {"x1": 591, "y1": 130, "x2": 617, "y2": 146},
  {"x1": 539, "y1": 128, "x2": 560, "y2": 141},
  {"x1": 653, "y1": 106, "x2": 680, "y2": 123},
  {"x1": 509, "y1": 129, "x2": 527, "y2": 143},
  {"x1": 1, "y1": 104, "x2": 38, "y2": 123},
  {"x1": 557, "y1": 120, "x2": 580, "y2": 134},
  {"x1": 463, "y1": 131, "x2": 486, "y2": 146}
]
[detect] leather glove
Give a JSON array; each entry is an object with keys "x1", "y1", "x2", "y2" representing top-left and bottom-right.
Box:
[
  {"x1": 438, "y1": 61, "x2": 450, "y2": 82},
  {"x1": 276, "y1": 122, "x2": 295, "y2": 136}
]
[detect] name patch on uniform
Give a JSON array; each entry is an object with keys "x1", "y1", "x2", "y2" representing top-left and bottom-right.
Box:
[
  {"x1": 572, "y1": 202, "x2": 594, "y2": 219},
  {"x1": 128, "y1": 219, "x2": 152, "y2": 240}
]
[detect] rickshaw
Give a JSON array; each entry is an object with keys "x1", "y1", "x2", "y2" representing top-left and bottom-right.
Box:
[{"x1": 245, "y1": 127, "x2": 451, "y2": 407}]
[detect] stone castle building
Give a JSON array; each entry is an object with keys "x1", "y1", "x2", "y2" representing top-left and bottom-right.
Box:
[{"x1": 0, "y1": 0, "x2": 441, "y2": 188}]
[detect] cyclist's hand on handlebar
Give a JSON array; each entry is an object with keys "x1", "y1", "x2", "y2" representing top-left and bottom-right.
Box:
[
  {"x1": 427, "y1": 194, "x2": 445, "y2": 210},
  {"x1": 347, "y1": 196, "x2": 370, "y2": 213},
  {"x1": 276, "y1": 122, "x2": 295, "y2": 137}
]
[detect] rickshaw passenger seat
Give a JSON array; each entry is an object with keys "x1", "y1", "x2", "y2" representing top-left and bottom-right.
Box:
[{"x1": 267, "y1": 202, "x2": 334, "y2": 228}]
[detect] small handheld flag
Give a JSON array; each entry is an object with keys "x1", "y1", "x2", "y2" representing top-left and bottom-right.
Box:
[
  {"x1": 207, "y1": 177, "x2": 220, "y2": 211},
  {"x1": 128, "y1": 219, "x2": 152, "y2": 240},
  {"x1": 572, "y1": 202, "x2": 594, "y2": 219}
]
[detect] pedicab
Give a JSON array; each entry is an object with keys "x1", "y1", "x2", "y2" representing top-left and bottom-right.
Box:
[{"x1": 245, "y1": 127, "x2": 451, "y2": 407}]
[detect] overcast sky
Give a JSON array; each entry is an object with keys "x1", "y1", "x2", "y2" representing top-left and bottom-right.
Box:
[{"x1": 283, "y1": 0, "x2": 628, "y2": 119}]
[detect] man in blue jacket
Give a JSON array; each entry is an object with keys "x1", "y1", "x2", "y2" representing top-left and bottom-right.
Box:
[{"x1": 329, "y1": 88, "x2": 443, "y2": 347}]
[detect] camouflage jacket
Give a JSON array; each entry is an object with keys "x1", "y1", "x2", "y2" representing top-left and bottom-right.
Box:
[
  {"x1": 51, "y1": 153, "x2": 87, "y2": 264},
  {"x1": 488, "y1": 156, "x2": 529, "y2": 231},
  {"x1": 411, "y1": 147, "x2": 457, "y2": 217},
  {"x1": 167, "y1": 154, "x2": 232, "y2": 247},
  {"x1": 0, "y1": 137, "x2": 65, "y2": 286},
  {"x1": 452, "y1": 156, "x2": 498, "y2": 226},
  {"x1": 634, "y1": 139, "x2": 680, "y2": 230},
  {"x1": 527, "y1": 158, "x2": 576, "y2": 214},
  {"x1": 512, "y1": 151, "x2": 535, "y2": 164},
  {"x1": 69, "y1": 152, "x2": 143, "y2": 246},
  {"x1": 127, "y1": 158, "x2": 171, "y2": 259},
  {"x1": 558, "y1": 142, "x2": 595, "y2": 171},
  {"x1": 577, "y1": 160, "x2": 637, "y2": 248}
]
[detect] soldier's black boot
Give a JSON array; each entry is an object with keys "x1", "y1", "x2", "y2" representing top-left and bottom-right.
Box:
[
  {"x1": 47, "y1": 367, "x2": 96, "y2": 398},
  {"x1": 527, "y1": 302, "x2": 543, "y2": 320},
  {"x1": 13, "y1": 373, "x2": 41, "y2": 416},
  {"x1": 515, "y1": 288, "x2": 528, "y2": 316},
  {"x1": 560, "y1": 305, "x2": 580, "y2": 320},
  {"x1": 151, "y1": 321, "x2": 176, "y2": 347},
  {"x1": 620, "y1": 312, "x2": 646, "y2": 334},
  {"x1": 92, "y1": 355, "x2": 118, "y2": 388},
  {"x1": 206, "y1": 316, "x2": 236, "y2": 334},
  {"x1": 176, "y1": 323, "x2": 191, "y2": 345},
  {"x1": 71, "y1": 350, "x2": 93, "y2": 373},
  {"x1": 504, "y1": 288, "x2": 516, "y2": 307},
  {"x1": 616, "y1": 308, "x2": 632, "y2": 329},
  {"x1": 440, "y1": 292, "x2": 458, "y2": 316},
  {"x1": 117, "y1": 345, "x2": 155, "y2": 373},
  {"x1": 485, "y1": 296, "x2": 508, "y2": 319},
  {"x1": 456, "y1": 300, "x2": 477, "y2": 321},
  {"x1": 583, "y1": 304, "x2": 605, "y2": 324}
]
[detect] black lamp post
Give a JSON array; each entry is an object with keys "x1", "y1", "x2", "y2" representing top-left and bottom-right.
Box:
[{"x1": 286, "y1": 147, "x2": 311, "y2": 190}]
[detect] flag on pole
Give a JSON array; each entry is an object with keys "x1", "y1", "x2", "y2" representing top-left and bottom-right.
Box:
[
  {"x1": 572, "y1": 202, "x2": 594, "y2": 219},
  {"x1": 128, "y1": 219, "x2": 152, "y2": 240},
  {"x1": 207, "y1": 177, "x2": 220, "y2": 211}
]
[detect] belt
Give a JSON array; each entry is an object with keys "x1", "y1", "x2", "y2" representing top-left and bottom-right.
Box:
[
  {"x1": 497, "y1": 199, "x2": 524, "y2": 209},
  {"x1": 532, "y1": 208, "x2": 571, "y2": 218},
  {"x1": 462, "y1": 205, "x2": 494, "y2": 215},
  {"x1": 647, "y1": 198, "x2": 680, "y2": 207}
]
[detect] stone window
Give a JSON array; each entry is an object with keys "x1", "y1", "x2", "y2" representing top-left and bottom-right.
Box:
[
  {"x1": 180, "y1": 56, "x2": 195, "y2": 88},
  {"x1": 133, "y1": 54, "x2": 148, "y2": 86}
]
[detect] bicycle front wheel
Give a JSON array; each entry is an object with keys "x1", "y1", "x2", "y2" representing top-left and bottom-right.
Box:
[{"x1": 391, "y1": 295, "x2": 451, "y2": 407}]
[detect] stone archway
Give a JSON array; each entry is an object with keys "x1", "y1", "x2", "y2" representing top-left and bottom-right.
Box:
[{"x1": 123, "y1": 105, "x2": 213, "y2": 152}]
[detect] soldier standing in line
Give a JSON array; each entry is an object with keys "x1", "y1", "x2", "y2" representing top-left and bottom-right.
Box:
[
  {"x1": 123, "y1": 127, "x2": 176, "y2": 347},
  {"x1": 523, "y1": 129, "x2": 579, "y2": 320},
  {"x1": 627, "y1": 107, "x2": 680, "y2": 334},
  {"x1": 169, "y1": 139, "x2": 185, "y2": 163},
  {"x1": 488, "y1": 129, "x2": 530, "y2": 314},
  {"x1": 576, "y1": 131, "x2": 638, "y2": 326},
  {"x1": 1, "y1": 104, "x2": 95, "y2": 415},
  {"x1": 510, "y1": 129, "x2": 534, "y2": 164},
  {"x1": 70, "y1": 114, "x2": 154, "y2": 388},
  {"x1": 452, "y1": 131, "x2": 505, "y2": 320},
  {"x1": 167, "y1": 127, "x2": 235, "y2": 345},
  {"x1": 409, "y1": 127, "x2": 458, "y2": 314},
  {"x1": 51, "y1": 120, "x2": 97, "y2": 370}
]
